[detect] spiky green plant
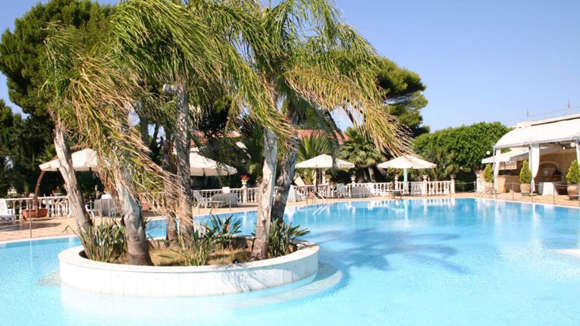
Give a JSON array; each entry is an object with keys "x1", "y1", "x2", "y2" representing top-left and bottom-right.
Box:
[
  {"x1": 69, "y1": 220, "x2": 127, "y2": 263},
  {"x1": 566, "y1": 160, "x2": 580, "y2": 184},
  {"x1": 174, "y1": 228, "x2": 216, "y2": 266},
  {"x1": 483, "y1": 164, "x2": 494, "y2": 183},
  {"x1": 268, "y1": 219, "x2": 310, "y2": 258},
  {"x1": 520, "y1": 160, "x2": 532, "y2": 184},
  {"x1": 204, "y1": 215, "x2": 242, "y2": 249}
]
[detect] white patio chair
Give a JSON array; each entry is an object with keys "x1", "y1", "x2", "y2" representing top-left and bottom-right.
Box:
[
  {"x1": 0, "y1": 199, "x2": 17, "y2": 223},
  {"x1": 336, "y1": 184, "x2": 348, "y2": 198},
  {"x1": 193, "y1": 191, "x2": 222, "y2": 208}
]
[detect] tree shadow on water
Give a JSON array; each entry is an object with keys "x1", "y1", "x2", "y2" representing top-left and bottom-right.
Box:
[{"x1": 305, "y1": 228, "x2": 469, "y2": 297}]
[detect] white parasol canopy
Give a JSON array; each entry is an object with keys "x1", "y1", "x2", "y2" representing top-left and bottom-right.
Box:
[
  {"x1": 377, "y1": 154, "x2": 436, "y2": 183},
  {"x1": 190, "y1": 148, "x2": 237, "y2": 176},
  {"x1": 295, "y1": 154, "x2": 355, "y2": 169},
  {"x1": 39, "y1": 148, "x2": 99, "y2": 172},
  {"x1": 377, "y1": 154, "x2": 436, "y2": 170}
]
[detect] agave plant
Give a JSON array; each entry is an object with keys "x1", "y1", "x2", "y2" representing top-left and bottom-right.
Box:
[
  {"x1": 204, "y1": 215, "x2": 242, "y2": 249},
  {"x1": 268, "y1": 219, "x2": 310, "y2": 258},
  {"x1": 69, "y1": 220, "x2": 127, "y2": 263},
  {"x1": 174, "y1": 228, "x2": 215, "y2": 266}
]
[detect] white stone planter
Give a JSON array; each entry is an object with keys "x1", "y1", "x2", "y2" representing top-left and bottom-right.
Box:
[{"x1": 58, "y1": 242, "x2": 319, "y2": 297}]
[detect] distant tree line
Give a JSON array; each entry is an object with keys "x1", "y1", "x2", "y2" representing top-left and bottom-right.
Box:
[{"x1": 0, "y1": 0, "x2": 113, "y2": 197}]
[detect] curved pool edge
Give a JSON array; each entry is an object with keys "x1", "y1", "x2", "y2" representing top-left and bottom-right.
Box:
[{"x1": 58, "y1": 241, "x2": 319, "y2": 297}]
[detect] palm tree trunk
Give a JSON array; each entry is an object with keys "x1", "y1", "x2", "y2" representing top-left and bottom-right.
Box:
[
  {"x1": 174, "y1": 85, "x2": 193, "y2": 235},
  {"x1": 54, "y1": 123, "x2": 92, "y2": 232},
  {"x1": 161, "y1": 131, "x2": 178, "y2": 242},
  {"x1": 271, "y1": 147, "x2": 297, "y2": 221},
  {"x1": 252, "y1": 128, "x2": 278, "y2": 260},
  {"x1": 271, "y1": 104, "x2": 299, "y2": 222},
  {"x1": 164, "y1": 84, "x2": 192, "y2": 236},
  {"x1": 115, "y1": 173, "x2": 152, "y2": 265}
]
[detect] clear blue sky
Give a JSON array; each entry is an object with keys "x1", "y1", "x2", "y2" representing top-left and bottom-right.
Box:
[{"x1": 1, "y1": 0, "x2": 579, "y2": 130}]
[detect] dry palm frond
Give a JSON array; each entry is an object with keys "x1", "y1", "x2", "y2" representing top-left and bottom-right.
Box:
[
  {"x1": 44, "y1": 26, "x2": 179, "y2": 214},
  {"x1": 264, "y1": 2, "x2": 409, "y2": 155}
]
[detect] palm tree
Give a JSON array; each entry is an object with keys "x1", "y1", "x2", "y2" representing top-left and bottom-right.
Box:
[
  {"x1": 233, "y1": 0, "x2": 409, "y2": 259},
  {"x1": 45, "y1": 0, "x2": 292, "y2": 264},
  {"x1": 41, "y1": 26, "x2": 98, "y2": 233},
  {"x1": 297, "y1": 134, "x2": 336, "y2": 162},
  {"x1": 340, "y1": 127, "x2": 385, "y2": 182},
  {"x1": 293, "y1": 133, "x2": 336, "y2": 184},
  {"x1": 45, "y1": 26, "x2": 165, "y2": 265}
]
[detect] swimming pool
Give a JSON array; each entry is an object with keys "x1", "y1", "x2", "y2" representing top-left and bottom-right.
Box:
[{"x1": 1, "y1": 198, "x2": 580, "y2": 325}]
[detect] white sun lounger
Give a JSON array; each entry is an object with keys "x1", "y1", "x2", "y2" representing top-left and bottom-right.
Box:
[{"x1": 0, "y1": 199, "x2": 17, "y2": 223}]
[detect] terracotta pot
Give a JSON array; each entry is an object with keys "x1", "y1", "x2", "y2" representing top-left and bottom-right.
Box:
[
  {"x1": 22, "y1": 208, "x2": 48, "y2": 219},
  {"x1": 484, "y1": 183, "x2": 494, "y2": 193},
  {"x1": 567, "y1": 184, "x2": 578, "y2": 199},
  {"x1": 520, "y1": 183, "x2": 531, "y2": 194}
]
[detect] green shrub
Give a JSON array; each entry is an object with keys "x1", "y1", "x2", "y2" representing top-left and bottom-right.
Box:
[
  {"x1": 71, "y1": 220, "x2": 127, "y2": 263},
  {"x1": 566, "y1": 160, "x2": 580, "y2": 184},
  {"x1": 174, "y1": 228, "x2": 215, "y2": 266},
  {"x1": 519, "y1": 160, "x2": 532, "y2": 184},
  {"x1": 268, "y1": 220, "x2": 310, "y2": 258},
  {"x1": 204, "y1": 215, "x2": 242, "y2": 249},
  {"x1": 483, "y1": 164, "x2": 494, "y2": 183}
]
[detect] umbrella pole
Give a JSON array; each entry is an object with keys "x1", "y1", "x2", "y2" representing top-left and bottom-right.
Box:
[
  {"x1": 314, "y1": 169, "x2": 318, "y2": 194},
  {"x1": 403, "y1": 168, "x2": 408, "y2": 194}
]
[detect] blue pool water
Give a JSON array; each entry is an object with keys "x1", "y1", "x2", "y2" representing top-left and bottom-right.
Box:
[{"x1": 1, "y1": 198, "x2": 580, "y2": 325}]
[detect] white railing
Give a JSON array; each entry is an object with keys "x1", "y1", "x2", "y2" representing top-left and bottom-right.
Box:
[
  {"x1": 193, "y1": 186, "x2": 260, "y2": 205},
  {"x1": 426, "y1": 181, "x2": 451, "y2": 195},
  {"x1": 393, "y1": 180, "x2": 453, "y2": 196},
  {"x1": 4, "y1": 195, "x2": 70, "y2": 220},
  {"x1": 1, "y1": 181, "x2": 453, "y2": 220},
  {"x1": 231, "y1": 187, "x2": 259, "y2": 204}
]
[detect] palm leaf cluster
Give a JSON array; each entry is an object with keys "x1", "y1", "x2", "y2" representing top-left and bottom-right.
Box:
[
  {"x1": 44, "y1": 26, "x2": 174, "y2": 204},
  {"x1": 340, "y1": 127, "x2": 384, "y2": 168},
  {"x1": 43, "y1": 0, "x2": 297, "y2": 212},
  {"x1": 42, "y1": 0, "x2": 411, "y2": 262}
]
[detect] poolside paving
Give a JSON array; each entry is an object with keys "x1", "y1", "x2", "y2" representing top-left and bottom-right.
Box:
[{"x1": 2, "y1": 192, "x2": 579, "y2": 242}]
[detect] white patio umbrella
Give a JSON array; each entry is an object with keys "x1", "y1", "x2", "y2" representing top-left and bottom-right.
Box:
[
  {"x1": 36, "y1": 148, "x2": 99, "y2": 208},
  {"x1": 39, "y1": 148, "x2": 99, "y2": 172},
  {"x1": 295, "y1": 154, "x2": 355, "y2": 169},
  {"x1": 377, "y1": 154, "x2": 436, "y2": 184},
  {"x1": 190, "y1": 148, "x2": 237, "y2": 176},
  {"x1": 295, "y1": 154, "x2": 354, "y2": 189}
]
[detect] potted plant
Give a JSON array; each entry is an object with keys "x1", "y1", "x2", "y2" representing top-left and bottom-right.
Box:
[
  {"x1": 483, "y1": 164, "x2": 494, "y2": 193},
  {"x1": 566, "y1": 160, "x2": 580, "y2": 199},
  {"x1": 240, "y1": 174, "x2": 250, "y2": 187},
  {"x1": 519, "y1": 160, "x2": 532, "y2": 194},
  {"x1": 22, "y1": 207, "x2": 48, "y2": 219}
]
